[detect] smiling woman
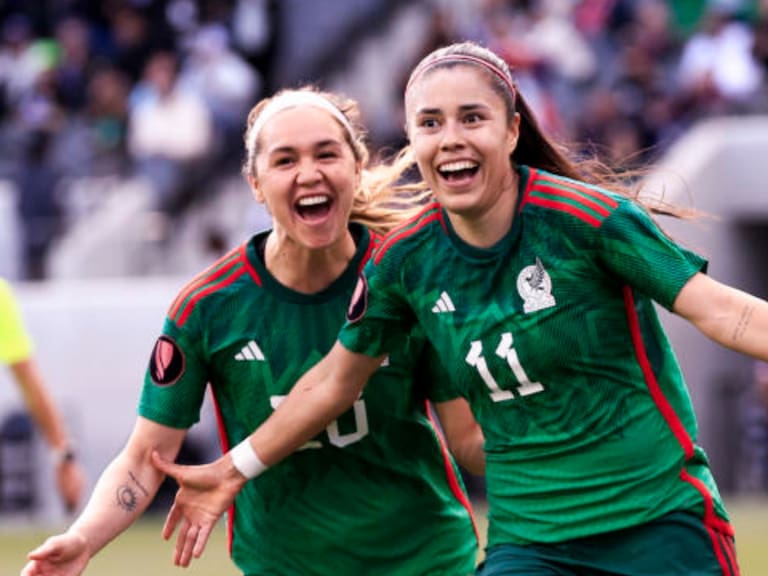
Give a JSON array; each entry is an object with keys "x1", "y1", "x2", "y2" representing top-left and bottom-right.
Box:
[{"x1": 20, "y1": 86, "x2": 480, "y2": 576}]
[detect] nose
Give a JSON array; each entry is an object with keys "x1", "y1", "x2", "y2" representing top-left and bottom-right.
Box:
[
  {"x1": 440, "y1": 119, "x2": 465, "y2": 150},
  {"x1": 295, "y1": 158, "x2": 322, "y2": 185}
]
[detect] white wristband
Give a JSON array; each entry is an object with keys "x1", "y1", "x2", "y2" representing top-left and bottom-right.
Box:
[{"x1": 230, "y1": 439, "x2": 268, "y2": 479}]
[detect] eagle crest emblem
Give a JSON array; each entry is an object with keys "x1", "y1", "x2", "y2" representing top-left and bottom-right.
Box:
[{"x1": 516, "y1": 257, "x2": 556, "y2": 313}]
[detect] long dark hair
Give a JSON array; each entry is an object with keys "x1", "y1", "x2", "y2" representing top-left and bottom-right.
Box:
[{"x1": 405, "y1": 41, "x2": 695, "y2": 219}]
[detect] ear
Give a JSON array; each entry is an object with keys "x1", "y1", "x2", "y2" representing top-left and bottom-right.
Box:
[
  {"x1": 506, "y1": 112, "x2": 521, "y2": 155},
  {"x1": 247, "y1": 174, "x2": 265, "y2": 203}
]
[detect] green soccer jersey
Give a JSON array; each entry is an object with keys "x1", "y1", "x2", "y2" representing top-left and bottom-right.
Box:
[
  {"x1": 138, "y1": 224, "x2": 477, "y2": 576},
  {"x1": 339, "y1": 167, "x2": 730, "y2": 548}
]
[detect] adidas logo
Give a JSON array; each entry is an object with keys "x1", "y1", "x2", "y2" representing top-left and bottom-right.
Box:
[
  {"x1": 235, "y1": 340, "x2": 265, "y2": 361},
  {"x1": 431, "y1": 291, "x2": 455, "y2": 313}
]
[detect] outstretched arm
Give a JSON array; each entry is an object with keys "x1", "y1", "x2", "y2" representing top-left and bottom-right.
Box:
[
  {"x1": 22, "y1": 417, "x2": 185, "y2": 576},
  {"x1": 153, "y1": 342, "x2": 382, "y2": 565},
  {"x1": 674, "y1": 272, "x2": 768, "y2": 361}
]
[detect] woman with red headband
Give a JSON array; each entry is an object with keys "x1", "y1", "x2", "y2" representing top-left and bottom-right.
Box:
[{"x1": 152, "y1": 42, "x2": 768, "y2": 575}]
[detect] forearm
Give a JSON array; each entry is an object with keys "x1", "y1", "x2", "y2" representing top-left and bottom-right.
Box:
[
  {"x1": 451, "y1": 433, "x2": 486, "y2": 476},
  {"x1": 68, "y1": 449, "x2": 165, "y2": 556},
  {"x1": 675, "y1": 274, "x2": 768, "y2": 361},
  {"x1": 11, "y1": 360, "x2": 70, "y2": 450},
  {"x1": 434, "y1": 398, "x2": 486, "y2": 476}
]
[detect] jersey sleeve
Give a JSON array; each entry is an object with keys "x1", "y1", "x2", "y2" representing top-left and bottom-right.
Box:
[
  {"x1": 138, "y1": 312, "x2": 209, "y2": 429},
  {"x1": 338, "y1": 247, "x2": 417, "y2": 358},
  {"x1": 598, "y1": 200, "x2": 707, "y2": 310},
  {"x1": 0, "y1": 280, "x2": 33, "y2": 364}
]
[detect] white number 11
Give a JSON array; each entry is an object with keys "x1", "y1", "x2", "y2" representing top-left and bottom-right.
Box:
[{"x1": 465, "y1": 332, "x2": 544, "y2": 402}]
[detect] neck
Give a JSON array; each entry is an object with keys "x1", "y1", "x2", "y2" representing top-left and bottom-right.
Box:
[
  {"x1": 448, "y1": 170, "x2": 519, "y2": 248},
  {"x1": 264, "y1": 228, "x2": 357, "y2": 294}
]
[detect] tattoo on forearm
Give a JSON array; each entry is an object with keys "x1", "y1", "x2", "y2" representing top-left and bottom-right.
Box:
[
  {"x1": 116, "y1": 471, "x2": 150, "y2": 513},
  {"x1": 116, "y1": 485, "x2": 138, "y2": 512},
  {"x1": 128, "y1": 471, "x2": 149, "y2": 497},
  {"x1": 732, "y1": 304, "x2": 754, "y2": 342}
]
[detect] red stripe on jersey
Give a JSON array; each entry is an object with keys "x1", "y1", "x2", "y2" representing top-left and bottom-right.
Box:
[
  {"x1": 622, "y1": 286, "x2": 695, "y2": 458},
  {"x1": 680, "y1": 469, "x2": 735, "y2": 537},
  {"x1": 425, "y1": 400, "x2": 479, "y2": 542},
  {"x1": 525, "y1": 196, "x2": 603, "y2": 227},
  {"x1": 531, "y1": 183, "x2": 613, "y2": 218},
  {"x1": 718, "y1": 530, "x2": 741, "y2": 575},
  {"x1": 208, "y1": 387, "x2": 236, "y2": 557},
  {"x1": 518, "y1": 167, "x2": 539, "y2": 213},
  {"x1": 374, "y1": 203, "x2": 443, "y2": 265},
  {"x1": 177, "y1": 266, "x2": 246, "y2": 327},
  {"x1": 359, "y1": 231, "x2": 381, "y2": 274},
  {"x1": 521, "y1": 168, "x2": 617, "y2": 226},
  {"x1": 535, "y1": 171, "x2": 619, "y2": 208},
  {"x1": 169, "y1": 245, "x2": 261, "y2": 325},
  {"x1": 681, "y1": 469, "x2": 739, "y2": 576},
  {"x1": 236, "y1": 243, "x2": 263, "y2": 286},
  {"x1": 168, "y1": 245, "x2": 243, "y2": 319}
]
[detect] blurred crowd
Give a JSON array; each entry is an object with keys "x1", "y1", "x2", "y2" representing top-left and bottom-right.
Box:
[
  {"x1": 395, "y1": 0, "x2": 768, "y2": 164},
  {"x1": 1, "y1": 0, "x2": 768, "y2": 280}
]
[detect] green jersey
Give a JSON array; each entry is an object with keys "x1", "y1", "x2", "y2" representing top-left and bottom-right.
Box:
[
  {"x1": 340, "y1": 167, "x2": 730, "y2": 548},
  {"x1": 139, "y1": 224, "x2": 477, "y2": 575}
]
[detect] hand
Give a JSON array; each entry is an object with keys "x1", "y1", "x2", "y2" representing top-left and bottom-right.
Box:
[
  {"x1": 21, "y1": 531, "x2": 90, "y2": 576},
  {"x1": 56, "y1": 459, "x2": 86, "y2": 514},
  {"x1": 151, "y1": 451, "x2": 247, "y2": 567}
]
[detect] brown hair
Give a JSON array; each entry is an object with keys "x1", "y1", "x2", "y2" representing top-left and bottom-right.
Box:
[
  {"x1": 242, "y1": 86, "x2": 430, "y2": 234},
  {"x1": 404, "y1": 42, "x2": 694, "y2": 219}
]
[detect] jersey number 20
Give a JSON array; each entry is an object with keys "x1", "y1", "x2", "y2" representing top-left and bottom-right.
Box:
[{"x1": 271, "y1": 395, "x2": 369, "y2": 448}]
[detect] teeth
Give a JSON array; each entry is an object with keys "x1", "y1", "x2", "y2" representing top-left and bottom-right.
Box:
[
  {"x1": 297, "y1": 195, "x2": 329, "y2": 207},
  {"x1": 439, "y1": 161, "x2": 477, "y2": 173}
]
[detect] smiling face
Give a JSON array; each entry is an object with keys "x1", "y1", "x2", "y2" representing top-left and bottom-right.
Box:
[
  {"x1": 405, "y1": 64, "x2": 520, "y2": 224},
  {"x1": 252, "y1": 105, "x2": 361, "y2": 250}
]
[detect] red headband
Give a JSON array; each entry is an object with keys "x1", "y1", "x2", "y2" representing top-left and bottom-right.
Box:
[{"x1": 405, "y1": 53, "x2": 516, "y2": 103}]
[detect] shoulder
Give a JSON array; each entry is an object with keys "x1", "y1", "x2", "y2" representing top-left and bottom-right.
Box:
[
  {"x1": 520, "y1": 167, "x2": 622, "y2": 229},
  {"x1": 167, "y1": 242, "x2": 260, "y2": 328},
  {"x1": 371, "y1": 201, "x2": 445, "y2": 266}
]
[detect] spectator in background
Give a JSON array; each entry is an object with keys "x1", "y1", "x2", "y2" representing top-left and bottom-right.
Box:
[
  {"x1": 127, "y1": 50, "x2": 213, "y2": 232},
  {"x1": 15, "y1": 128, "x2": 63, "y2": 280},
  {"x1": 677, "y1": 5, "x2": 764, "y2": 115},
  {"x1": 180, "y1": 23, "x2": 261, "y2": 171},
  {"x1": 0, "y1": 277, "x2": 85, "y2": 513}
]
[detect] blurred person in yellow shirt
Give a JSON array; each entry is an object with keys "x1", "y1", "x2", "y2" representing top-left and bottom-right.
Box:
[{"x1": 0, "y1": 278, "x2": 84, "y2": 513}]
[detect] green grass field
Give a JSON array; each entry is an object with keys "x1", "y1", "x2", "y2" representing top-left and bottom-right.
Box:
[{"x1": 2, "y1": 496, "x2": 767, "y2": 575}]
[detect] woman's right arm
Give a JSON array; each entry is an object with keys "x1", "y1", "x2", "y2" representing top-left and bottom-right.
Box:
[
  {"x1": 22, "y1": 417, "x2": 186, "y2": 576},
  {"x1": 152, "y1": 342, "x2": 383, "y2": 564}
]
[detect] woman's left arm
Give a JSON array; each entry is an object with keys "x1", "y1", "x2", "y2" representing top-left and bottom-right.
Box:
[{"x1": 673, "y1": 272, "x2": 768, "y2": 361}]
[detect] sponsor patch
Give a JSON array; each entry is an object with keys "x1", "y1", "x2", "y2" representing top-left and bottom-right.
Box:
[
  {"x1": 149, "y1": 335, "x2": 185, "y2": 386},
  {"x1": 347, "y1": 274, "x2": 368, "y2": 322}
]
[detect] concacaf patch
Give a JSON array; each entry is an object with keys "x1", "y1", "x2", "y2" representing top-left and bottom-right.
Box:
[
  {"x1": 149, "y1": 335, "x2": 185, "y2": 386},
  {"x1": 347, "y1": 274, "x2": 368, "y2": 323}
]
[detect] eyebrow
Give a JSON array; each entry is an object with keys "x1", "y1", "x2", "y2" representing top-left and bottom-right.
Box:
[
  {"x1": 415, "y1": 103, "x2": 490, "y2": 115},
  {"x1": 267, "y1": 139, "x2": 343, "y2": 155}
]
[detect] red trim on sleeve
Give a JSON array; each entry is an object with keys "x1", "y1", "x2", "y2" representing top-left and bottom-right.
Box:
[{"x1": 374, "y1": 204, "x2": 442, "y2": 265}]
